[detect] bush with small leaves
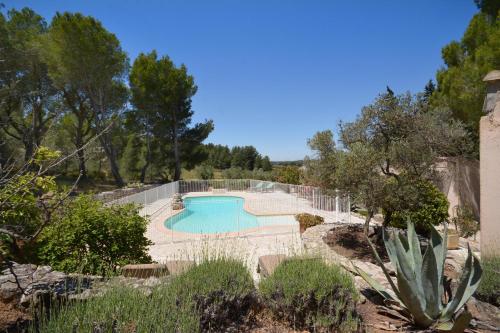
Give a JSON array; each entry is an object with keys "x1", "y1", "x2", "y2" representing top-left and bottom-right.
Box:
[
  {"x1": 34, "y1": 258, "x2": 256, "y2": 332},
  {"x1": 295, "y1": 213, "x2": 324, "y2": 231},
  {"x1": 386, "y1": 180, "x2": 449, "y2": 234},
  {"x1": 259, "y1": 257, "x2": 359, "y2": 332},
  {"x1": 476, "y1": 255, "x2": 500, "y2": 307},
  {"x1": 452, "y1": 205, "x2": 479, "y2": 238},
  {"x1": 37, "y1": 195, "x2": 152, "y2": 275}
]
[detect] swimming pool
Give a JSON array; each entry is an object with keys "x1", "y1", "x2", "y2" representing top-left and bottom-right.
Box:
[{"x1": 164, "y1": 196, "x2": 297, "y2": 234}]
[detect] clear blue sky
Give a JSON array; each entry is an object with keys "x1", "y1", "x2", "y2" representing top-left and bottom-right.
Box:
[{"x1": 5, "y1": 0, "x2": 477, "y2": 160}]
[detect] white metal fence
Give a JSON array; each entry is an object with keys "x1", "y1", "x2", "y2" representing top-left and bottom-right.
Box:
[
  {"x1": 108, "y1": 179, "x2": 350, "y2": 222},
  {"x1": 109, "y1": 181, "x2": 179, "y2": 216}
]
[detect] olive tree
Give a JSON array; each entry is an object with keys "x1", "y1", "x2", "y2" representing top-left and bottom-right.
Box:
[{"x1": 306, "y1": 89, "x2": 470, "y2": 233}]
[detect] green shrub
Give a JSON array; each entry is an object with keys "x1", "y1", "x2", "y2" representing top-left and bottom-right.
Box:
[
  {"x1": 476, "y1": 256, "x2": 500, "y2": 306},
  {"x1": 34, "y1": 258, "x2": 256, "y2": 332},
  {"x1": 275, "y1": 165, "x2": 302, "y2": 185},
  {"x1": 452, "y1": 205, "x2": 479, "y2": 238},
  {"x1": 259, "y1": 257, "x2": 359, "y2": 332},
  {"x1": 37, "y1": 195, "x2": 152, "y2": 275},
  {"x1": 295, "y1": 213, "x2": 324, "y2": 230},
  {"x1": 158, "y1": 258, "x2": 256, "y2": 331},
  {"x1": 386, "y1": 180, "x2": 449, "y2": 234},
  {"x1": 194, "y1": 163, "x2": 214, "y2": 180}
]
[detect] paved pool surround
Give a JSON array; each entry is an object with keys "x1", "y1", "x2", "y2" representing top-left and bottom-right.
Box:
[{"x1": 144, "y1": 191, "x2": 364, "y2": 280}]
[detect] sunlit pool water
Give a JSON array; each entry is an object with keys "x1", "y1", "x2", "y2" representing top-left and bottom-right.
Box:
[{"x1": 164, "y1": 196, "x2": 297, "y2": 234}]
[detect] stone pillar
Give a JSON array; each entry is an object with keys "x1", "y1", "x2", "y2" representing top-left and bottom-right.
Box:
[{"x1": 480, "y1": 70, "x2": 500, "y2": 257}]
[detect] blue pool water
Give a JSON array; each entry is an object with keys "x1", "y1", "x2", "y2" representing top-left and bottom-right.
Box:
[{"x1": 165, "y1": 196, "x2": 297, "y2": 234}]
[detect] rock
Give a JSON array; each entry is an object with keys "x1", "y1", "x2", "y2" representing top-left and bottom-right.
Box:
[
  {"x1": 466, "y1": 297, "x2": 500, "y2": 331},
  {"x1": 121, "y1": 263, "x2": 169, "y2": 278},
  {"x1": 0, "y1": 263, "x2": 101, "y2": 309},
  {"x1": 172, "y1": 193, "x2": 184, "y2": 210},
  {"x1": 257, "y1": 255, "x2": 287, "y2": 278}
]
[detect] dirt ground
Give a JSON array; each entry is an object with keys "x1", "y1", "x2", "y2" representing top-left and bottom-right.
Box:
[
  {"x1": 323, "y1": 224, "x2": 389, "y2": 264},
  {"x1": 0, "y1": 299, "x2": 31, "y2": 332}
]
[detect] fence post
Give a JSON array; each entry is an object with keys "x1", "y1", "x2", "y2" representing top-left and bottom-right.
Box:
[
  {"x1": 335, "y1": 189, "x2": 340, "y2": 222},
  {"x1": 347, "y1": 193, "x2": 351, "y2": 224}
]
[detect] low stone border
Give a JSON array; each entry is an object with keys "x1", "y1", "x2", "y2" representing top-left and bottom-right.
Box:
[{"x1": 257, "y1": 254, "x2": 287, "y2": 278}]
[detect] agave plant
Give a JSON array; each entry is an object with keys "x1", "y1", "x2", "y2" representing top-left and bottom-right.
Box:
[{"x1": 355, "y1": 220, "x2": 482, "y2": 332}]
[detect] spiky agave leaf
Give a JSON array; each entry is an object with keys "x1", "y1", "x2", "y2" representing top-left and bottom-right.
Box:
[
  {"x1": 351, "y1": 263, "x2": 401, "y2": 305},
  {"x1": 385, "y1": 224, "x2": 433, "y2": 327},
  {"x1": 441, "y1": 244, "x2": 482, "y2": 321},
  {"x1": 421, "y1": 222, "x2": 446, "y2": 319},
  {"x1": 355, "y1": 219, "x2": 481, "y2": 330},
  {"x1": 436, "y1": 311, "x2": 472, "y2": 333}
]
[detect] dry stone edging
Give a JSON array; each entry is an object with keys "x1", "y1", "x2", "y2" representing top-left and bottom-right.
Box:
[{"x1": 0, "y1": 264, "x2": 100, "y2": 308}]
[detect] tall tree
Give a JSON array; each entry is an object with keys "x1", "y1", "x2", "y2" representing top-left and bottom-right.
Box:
[
  {"x1": 303, "y1": 130, "x2": 337, "y2": 192},
  {"x1": 44, "y1": 12, "x2": 129, "y2": 186},
  {"x1": 204, "y1": 144, "x2": 232, "y2": 169},
  {"x1": 423, "y1": 79, "x2": 435, "y2": 102},
  {"x1": 430, "y1": 7, "x2": 499, "y2": 155},
  {"x1": 42, "y1": 16, "x2": 95, "y2": 178},
  {"x1": 261, "y1": 156, "x2": 272, "y2": 171},
  {"x1": 129, "y1": 51, "x2": 213, "y2": 181},
  {"x1": 0, "y1": 8, "x2": 58, "y2": 162},
  {"x1": 475, "y1": 0, "x2": 500, "y2": 18},
  {"x1": 231, "y1": 146, "x2": 259, "y2": 170}
]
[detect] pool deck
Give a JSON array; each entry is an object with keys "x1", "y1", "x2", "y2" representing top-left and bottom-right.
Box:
[{"x1": 143, "y1": 190, "x2": 363, "y2": 280}]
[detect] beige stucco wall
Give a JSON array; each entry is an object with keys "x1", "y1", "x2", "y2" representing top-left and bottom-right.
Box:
[
  {"x1": 435, "y1": 157, "x2": 480, "y2": 220},
  {"x1": 480, "y1": 111, "x2": 500, "y2": 256}
]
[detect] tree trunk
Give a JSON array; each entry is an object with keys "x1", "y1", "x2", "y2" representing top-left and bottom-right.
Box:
[
  {"x1": 364, "y1": 209, "x2": 374, "y2": 237},
  {"x1": 383, "y1": 209, "x2": 393, "y2": 227},
  {"x1": 172, "y1": 113, "x2": 181, "y2": 181},
  {"x1": 173, "y1": 133, "x2": 181, "y2": 181},
  {"x1": 75, "y1": 124, "x2": 87, "y2": 179},
  {"x1": 23, "y1": 138, "x2": 34, "y2": 162},
  {"x1": 99, "y1": 134, "x2": 124, "y2": 187},
  {"x1": 140, "y1": 136, "x2": 151, "y2": 184}
]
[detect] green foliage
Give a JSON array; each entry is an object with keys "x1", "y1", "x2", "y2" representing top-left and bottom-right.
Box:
[
  {"x1": 303, "y1": 130, "x2": 338, "y2": 190},
  {"x1": 129, "y1": 51, "x2": 213, "y2": 181},
  {"x1": 0, "y1": 7, "x2": 58, "y2": 161},
  {"x1": 35, "y1": 258, "x2": 255, "y2": 332},
  {"x1": 430, "y1": 11, "x2": 499, "y2": 154},
  {"x1": 294, "y1": 213, "x2": 324, "y2": 230},
  {"x1": 385, "y1": 179, "x2": 449, "y2": 234},
  {"x1": 230, "y1": 145, "x2": 260, "y2": 170},
  {"x1": 275, "y1": 165, "x2": 301, "y2": 184},
  {"x1": 194, "y1": 163, "x2": 214, "y2": 180},
  {"x1": 355, "y1": 220, "x2": 482, "y2": 331},
  {"x1": 120, "y1": 133, "x2": 145, "y2": 181},
  {"x1": 475, "y1": 0, "x2": 500, "y2": 18},
  {"x1": 221, "y1": 167, "x2": 274, "y2": 181},
  {"x1": 261, "y1": 156, "x2": 272, "y2": 171},
  {"x1": 204, "y1": 143, "x2": 232, "y2": 169},
  {"x1": 37, "y1": 195, "x2": 152, "y2": 274},
  {"x1": 260, "y1": 257, "x2": 359, "y2": 332},
  {"x1": 475, "y1": 255, "x2": 500, "y2": 306},
  {"x1": 0, "y1": 173, "x2": 56, "y2": 238},
  {"x1": 44, "y1": 11, "x2": 130, "y2": 186},
  {"x1": 452, "y1": 205, "x2": 479, "y2": 238},
  {"x1": 306, "y1": 91, "x2": 468, "y2": 226}
]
